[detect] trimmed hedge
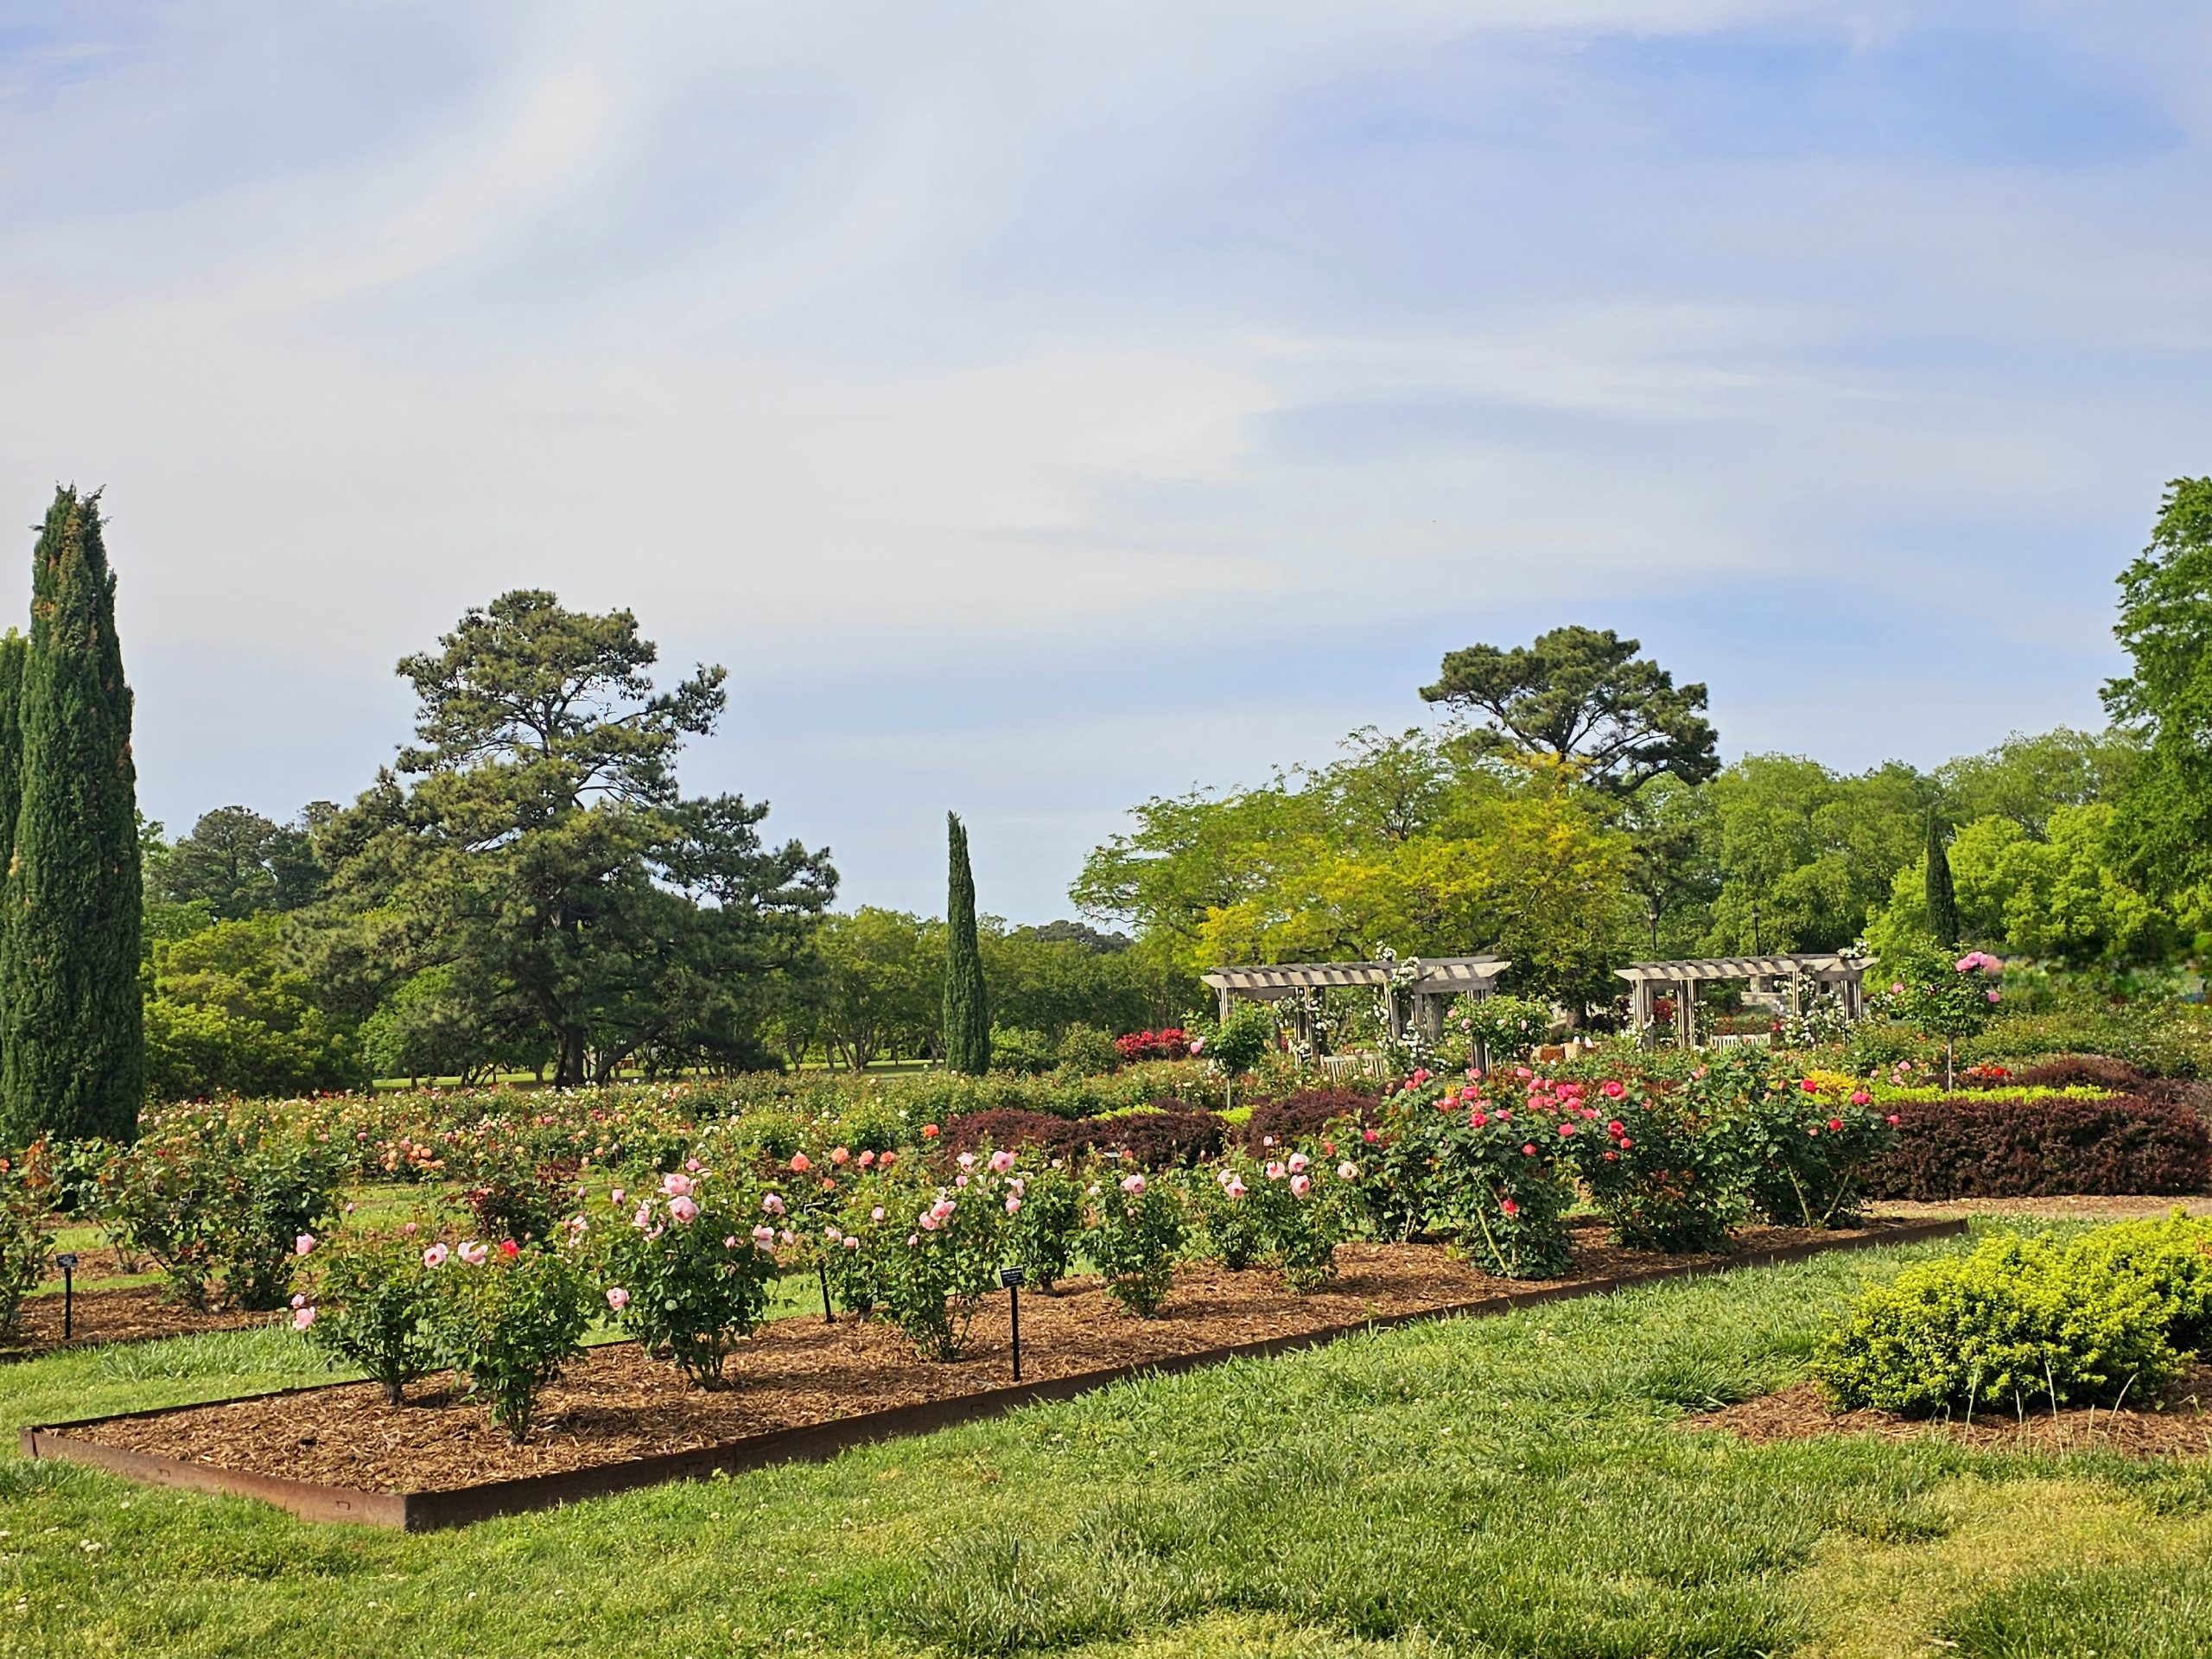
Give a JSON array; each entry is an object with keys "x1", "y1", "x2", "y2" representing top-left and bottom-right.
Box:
[
  {"x1": 938, "y1": 1105, "x2": 1227, "y2": 1170},
  {"x1": 1238, "y1": 1088, "x2": 1384, "y2": 1153},
  {"x1": 1862, "y1": 1094, "x2": 2211, "y2": 1199}
]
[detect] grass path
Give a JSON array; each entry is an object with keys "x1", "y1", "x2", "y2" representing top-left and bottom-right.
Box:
[{"x1": 0, "y1": 1225, "x2": 2208, "y2": 1657}]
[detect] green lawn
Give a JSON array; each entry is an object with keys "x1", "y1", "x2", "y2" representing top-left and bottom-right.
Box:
[{"x1": 2, "y1": 1226, "x2": 2209, "y2": 1657}]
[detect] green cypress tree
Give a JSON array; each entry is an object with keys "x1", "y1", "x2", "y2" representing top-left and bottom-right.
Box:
[
  {"x1": 1924, "y1": 813, "x2": 1961, "y2": 950},
  {"x1": 0, "y1": 488, "x2": 143, "y2": 1143},
  {"x1": 942, "y1": 811, "x2": 990, "y2": 1075},
  {"x1": 0, "y1": 632, "x2": 23, "y2": 1084}
]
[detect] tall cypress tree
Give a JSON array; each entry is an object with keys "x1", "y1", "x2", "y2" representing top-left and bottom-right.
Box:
[
  {"x1": 942, "y1": 811, "x2": 990, "y2": 1075},
  {"x1": 0, "y1": 488, "x2": 143, "y2": 1143},
  {"x1": 0, "y1": 632, "x2": 23, "y2": 1085},
  {"x1": 1924, "y1": 813, "x2": 1961, "y2": 950}
]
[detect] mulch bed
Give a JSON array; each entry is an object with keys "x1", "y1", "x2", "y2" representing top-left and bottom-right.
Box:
[
  {"x1": 1687, "y1": 1363, "x2": 2212, "y2": 1459},
  {"x1": 1, "y1": 1286, "x2": 275, "y2": 1359},
  {"x1": 66, "y1": 1221, "x2": 1914, "y2": 1493}
]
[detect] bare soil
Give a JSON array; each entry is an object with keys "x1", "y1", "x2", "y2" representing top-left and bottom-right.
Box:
[
  {"x1": 1, "y1": 1286, "x2": 274, "y2": 1358},
  {"x1": 1878, "y1": 1196, "x2": 2212, "y2": 1222},
  {"x1": 67, "y1": 1223, "x2": 1916, "y2": 1494},
  {"x1": 1687, "y1": 1363, "x2": 2212, "y2": 1459}
]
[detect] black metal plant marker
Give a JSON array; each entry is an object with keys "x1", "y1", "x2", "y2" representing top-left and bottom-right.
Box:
[
  {"x1": 817, "y1": 1261, "x2": 835, "y2": 1325},
  {"x1": 54, "y1": 1253, "x2": 78, "y2": 1342},
  {"x1": 997, "y1": 1264, "x2": 1026, "y2": 1381}
]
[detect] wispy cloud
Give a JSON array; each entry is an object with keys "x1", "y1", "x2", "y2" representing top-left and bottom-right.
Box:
[{"x1": 0, "y1": 1, "x2": 2205, "y2": 915}]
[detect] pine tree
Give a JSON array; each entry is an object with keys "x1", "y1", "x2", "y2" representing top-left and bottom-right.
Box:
[
  {"x1": 1924, "y1": 813, "x2": 1961, "y2": 950},
  {"x1": 942, "y1": 811, "x2": 990, "y2": 1076},
  {"x1": 0, "y1": 488, "x2": 143, "y2": 1143}
]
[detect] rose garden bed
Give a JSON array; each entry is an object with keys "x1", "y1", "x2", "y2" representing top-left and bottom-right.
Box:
[
  {"x1": 22, "y1": 1217, "x2": 1961, "y2": 1529},
  {"x1": 2, "y1": 1285, "x2": 273, "y2": 1359}
]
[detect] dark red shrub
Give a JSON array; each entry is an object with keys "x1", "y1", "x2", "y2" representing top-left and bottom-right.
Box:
[
  {"x1": 1114, "y1": 1028, "x2": 1191, "y2": 1064},
  {"x1": 938, "y1": 1105, "x2": 1226, "y2": 1169},
  {"x1": 1989, "y1": 1055, "x2": 2203, "y2": 1109},
  {"x1": 1862, "y1": 1094, "x2": 2212, "y2": 1199},
  {"x1": 1239, "y1": 1088, "x2": 1386, "y2": 1153}
]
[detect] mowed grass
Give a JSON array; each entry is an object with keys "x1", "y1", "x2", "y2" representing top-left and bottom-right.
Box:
[{"x1": 1, "y1": 1228, "x2": 2209, "y2": 1656}]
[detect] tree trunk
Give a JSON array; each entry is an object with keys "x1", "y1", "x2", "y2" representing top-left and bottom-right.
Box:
[{"x1": 555, "y1": 1026, "x2": 588, "y2": 1089}]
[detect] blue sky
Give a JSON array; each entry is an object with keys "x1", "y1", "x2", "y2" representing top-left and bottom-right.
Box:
[{"x1": 1, "y1": 2, "x2": 2207, "y2": 921}]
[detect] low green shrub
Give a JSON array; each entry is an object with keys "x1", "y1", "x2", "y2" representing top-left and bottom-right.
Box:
[
  {"x1": 988, "y1": 1027, "x2": 1058, "y2": 1077},
  {"x1": 0, "y1": 1195, "x2": 48, "y2": 1339},
  {"x1": 1001, "y1": 1160, "x2": 1084, "y2": 1292},
  {"x1": 1814, "y1": 1217, "x2": 2212, "y2": 1414},
  {"x1": 1054, "y1": 1024, "x2": 1121, "y2": 1077}
]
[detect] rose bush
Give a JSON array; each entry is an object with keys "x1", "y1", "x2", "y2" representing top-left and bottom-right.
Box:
[
  {"x1": 299, "y1": 1232, "x2": 448, "y2": 1402},
  {"x1": 595, "y1": 1164, "x2": 786, "y2": 1386},
  {"x1": 429, "y1": 1240, "x2": 595, "y2": 1440},
  {"x1": 1087, "y1": 1166, "x2": 1185, "y2": 1317}
]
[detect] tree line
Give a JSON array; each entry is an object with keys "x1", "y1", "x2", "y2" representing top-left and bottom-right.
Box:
[{"x1": 1074, "y1": 480, "x2": 2212, "y2": 1014}]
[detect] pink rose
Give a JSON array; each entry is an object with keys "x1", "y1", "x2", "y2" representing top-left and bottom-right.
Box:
[
  {"x1": 456, "y1": 1241, "x2": 489, "y2": 1267},
  {"x1": 831, "y1": 1147, "x2": 850, "y2": 1166},
  {"x1": 606, "y1": 1287, "x2": 631, "y2": 1312},
  {"x1": 988, "y1": 1149, "x2": 1016, "y2": 1174},
  {"x1": 669, "y1": 1195, "x2": 699, "y2": 1224},
  {"x1": 1006, "y1": 1196, "x2": 1023, "y2": 1215},
  {"x1": 762, "y1": 1192, "x2": 786, "y2": 1217},
  {"x1": 1120, "y1": 1173, "x2": 1146, "y2": 1194},
  {"x1": 1849, "y1": 1090, "x2": 1870, "y2": 1106},
  {"x1": 790, "y1": 1154, "x2": 811, "y2": 1173},
  {"x1": 422, "y1": 1243, "x2": 449, "y2": 1268},
  {"x1": 295, "y1": 1233, "x2": 317, "y2": 1256},
  {"x1": 1602, "y1": 1080, "x2": 1625, "y2": 1100},
  {"x1": 662, "y1": 1173, "x2": 694, "y2": 1198},
  {"x1": 1287, "y1": 1152, "x2": 1309, "y2": 1173},
  {"x1": 291, "y1": 1306, "x2": 316, "y2": 1332},
  {"x1": 752, "y1": 1224, "x2": 776, "y2": 1247},
  {"x1": 1338, "y1": 1161, "x2": 1358, "y2": 1180},
  {"x1": 1289, "y1": 1173, "x2": 1312, "y2": 1197}
]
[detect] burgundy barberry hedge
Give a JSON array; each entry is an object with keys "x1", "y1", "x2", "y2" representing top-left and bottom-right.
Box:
[
  {"x1": 939, "y1": 1105, "x2": 1227, "y2": 1169},
  {"x1": 1862, "y1": 1094, "x2": 2212, "y2": 1199},
  {"x1": 1238, "y1": 1088, "x2": 1385, "y2": 1153}
]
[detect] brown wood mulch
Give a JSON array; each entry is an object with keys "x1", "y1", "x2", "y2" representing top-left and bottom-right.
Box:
[
  {"x1": 0, "y1": 1286, "x2": 275, "y2": 1358},
  {"x1": 68, "y1": 1222, "x2": 1903, "y2": 1494},
  {"x1": 1686, "y1": 1363, "x2": 2212, "y2": 1459}
]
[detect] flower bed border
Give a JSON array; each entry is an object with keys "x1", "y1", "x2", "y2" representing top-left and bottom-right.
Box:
[{"x1": 21, "y1": 1218, "x2": 1967, "y2": 1530}]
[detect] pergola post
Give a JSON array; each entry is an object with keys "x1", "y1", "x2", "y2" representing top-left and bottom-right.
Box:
[{"x1": 1675, "y1": 980, "x2": 1695, "y2": 1050}]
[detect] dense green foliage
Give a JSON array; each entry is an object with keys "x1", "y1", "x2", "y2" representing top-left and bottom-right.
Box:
[
  {"x1": 0, "y1": 488, "x2": 143, "y2": 1143},
  {"x1": 1925, "y1": 814, "x2": 1960, "y2": 947},
  {"x1": 1815, "y1": 1214, "x2": 2212, "y2": 1413},
  {"x1": 942, "y1": 813, "x2": 991, "y2": 1076}
]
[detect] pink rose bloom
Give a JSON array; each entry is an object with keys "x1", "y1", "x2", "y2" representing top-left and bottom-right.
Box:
[
  {"x1": 1006, "y1": 1196, "x2": 1023, "y2": 1216},
  {"x1": 1618, "y1": 1137, "x2": 1632, "y2": 1149},
  {"x1": 790, "y1": 1154, "x2": 811, "y2": 1173},
  {"x1": 291, "y1": 1293, "x2": 308, "y2": 1309},
  {"x1": 844, "y1": 1236, "x2": 861, "y2": 1249},
  {"x1": 1799, "y1": 1079, "x2": 1819, "y2": 1095},
  {"x1": 1262, "y1": 1136, "x2": 1276, "y2": 1148},
  {"x1": 858, "y1": 1150, "x2": 876, "y2": 1168},
  {"x1": 879, "y1": 1152, "x2": 898, "y2": 1168},
  {"x1": 499, "y1": 1238, "x2": 520, "y2": 1258},
  {"x1": 662, "y1": 1173, "x2": 694, "y2": 1198},
  {"x1": 1849, "y1": 1090, "x2": 1871, "y2": 1106},
  {"x1": 1602, "y1": 1080, "x2": 1625, "y2": 1100},
  {"x1": 988, "y1": 1149, "x2": 1015, "y2": 1174},
  {"x1": 632, "y1": 1203, "x2": 656, "y2": 1230},
  {"x1": 1338, "y1": 1162, "x2": 1358, "y2": 1180},
  {"x1": 1120, "y1": 1173, "x2": 1146, "y2": 1194},
  {"x1": 725, "y1": 1235, "x2": 740, "y2": 1248},
  {"x1": 1287, "y1": 1152, "x2": 1309, "y2": 1173},
  {"x1": 1469, "y1": 1111, "x2": 1488, "y2": 1127},
  {"x1": 830, "y1": 1147, "x2": 850, "y2": 1166},
  {"x1": 669, "y1": 1195, "x2": 699, "y2": 1224},
  {"x1": 606, "y1": 1287, "x2": 631, "y2": 1311},
  {"x1": 403, "y1": 1221, "x2": 418, "y2": 1236},
  {"x1": 1188, "y1": 1037, "x2": 1205, "y2": 1055},
  {"x1": 457, "y1": 1241, "x2": 489, "y2": 1267},
  {"x1": 871, "y1": 1206, "x2": 886, "y2": 1221},
  {"x1": 291, "y1": 1306, "x2": 316, "y2": 1332},
  {"x1": 1224, "y1": 1179, "x2": 1247, "y2": 1199},
  {"x1": 1289, "y1": 1173, "x2": 1312, "y2": 1197},
  {"x1": 686, "y1": 1159, "x2": 702, "y2": 1173},
  {"x1": 919, "y1": 1212, "x2": 940, "y2": 1231},
  {"x1": 1265, "y1": 1161, "x2": 1286, "y2": 1180},
  {"x1": 956, "y1": 1173, "x2": 969, "y2": 1188},
  {"x1": 295, "y1": 1233, "x2": 317, "y2": 1256},
  {"x1": 752, "y1": 1224, "x2": 777, "y2": 1247},
  {"x1": 1987, "y1": 989, "x2": 2002, "y2": 1003},
  {"x1": 1363, "y1": 1128, "x2": 1379, "y2": 1144},
  {"x1": 957, "y1": 1152, "x2": 976, "y2": 1170},
  {"x1": 1891, "y1": 982, "x2": 1904, "y2": 995},
  {"x1": 422, "y1": 1243, "x2": 449, "y2": 1268},
  {"x1": 762, "y1": 1192, "x2": 786, "y2": 1217},
  {"x1": 610, "y1": 1187, "x2": 625, "y2": 1205},
  {"x1": 1557, "y1": 1122, "x2": 1575, "y2": 1137},
  {"x1": 1522, "y1": 1143, "x2": 1537, "y2": 1156}
]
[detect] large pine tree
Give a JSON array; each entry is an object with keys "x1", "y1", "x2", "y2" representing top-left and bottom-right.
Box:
[
  {"x1": 0, "y1": 488, "x2": 143, "y2": 1142},
  {"x1": 1923, "y1": 813, "x2": 1961, "y2": 950},
  {"x1": 942, "y1": 811, "x2": 990, "y2": 1075}
]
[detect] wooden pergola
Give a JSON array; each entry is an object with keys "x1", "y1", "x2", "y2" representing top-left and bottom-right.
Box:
[
  {"x1": 1617, "y1": 954, "x2": 1866, "y2": 1051},
  {"x1": 1202, "y1": 956, "x2": 1510, "y2": 1052}
]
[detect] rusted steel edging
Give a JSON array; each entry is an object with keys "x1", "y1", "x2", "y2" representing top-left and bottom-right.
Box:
[{"x1": 22, "y1": 1217, "x2": 1968, "y2": 1530}]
